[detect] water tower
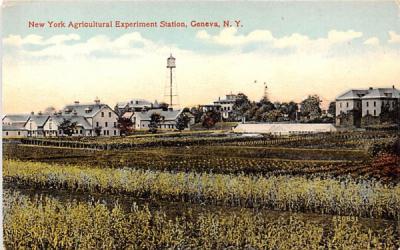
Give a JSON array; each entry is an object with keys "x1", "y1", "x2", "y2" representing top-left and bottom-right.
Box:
[{"x1": 166, "y1": 54, "x2": 176, "y2": 108}]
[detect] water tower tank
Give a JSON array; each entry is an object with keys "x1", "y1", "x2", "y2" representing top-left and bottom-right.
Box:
[{"x1": 167, "y1": 54, "x2": 176, "y2": 68}]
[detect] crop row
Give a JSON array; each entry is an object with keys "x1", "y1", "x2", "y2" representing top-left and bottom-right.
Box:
[
  {"x1": 4, "y1": 160, "x2": 400, "y2": 219},
  {"x1": 4, "y1": 191, "x2": 398, "y2": 249}
]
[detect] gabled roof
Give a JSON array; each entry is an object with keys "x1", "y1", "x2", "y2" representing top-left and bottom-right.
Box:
[
  {"x1": 28, "y1": 115, "x2": 50, "y2": 127},
  {"x1": 134, "y1": 109, "x2": 183, "y2": 121},
  {"x1": 2, "y1": 124, "x2": 28, "y2": 131},
  {"x1": 336, "y1": 90, "x2": 369, "y2": 101},
  {"x1": 361, "y1": 88, "x2": 400, "y2": 99},
  {"x1": 122, "y1": 111, "x2": 134, "y2": 119},
  {"x1": 2, "y1": 114, "x2": 30, "y2": 123},
  {"x1": 46, "y1": 115, "x2": 92, "y2": 130},
  {"x1": 62, "y1": 103, "x2": 113, "y2": 118}
]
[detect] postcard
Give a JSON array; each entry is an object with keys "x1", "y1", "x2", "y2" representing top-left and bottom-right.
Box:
[{"x1": 2, "y1": 0, "x2": 400, "y2": 248}]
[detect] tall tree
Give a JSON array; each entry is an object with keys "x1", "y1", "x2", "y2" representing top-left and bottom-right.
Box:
[
  {"x1": 201, "y1": 110, "x2": 220, "y2": 129},
  {"x1": 149, "y1": 113, "x2": 164, "y2": 133},
  {"x1": 59, "y1": 119, "x2": 77, "y2": 136},
  {"x1": 190, "y1": 106, "x2": 203, "y2": 123},
  {"x1": 232, "y1": 93, "x2": 252, "y2": 121},
  {"x1": 117, "y1": 117, "x2": 133, "y2": 136},
  {"x1": 328, "y1": 102, "x2": 336, "y2": 117},
  {"x1": 287, "y1": 101, "x2": 299, "y2": 121},
  {"x1": 176, "y1": 113, "x2": 191, "y2": 131},
  {"x1": 300, "y1": 95, "x2": 322, "y2": 120}
]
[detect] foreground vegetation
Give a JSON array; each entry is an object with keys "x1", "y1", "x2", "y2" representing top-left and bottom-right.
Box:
[
  {"x1": 4, "y1": 191, "x2": 399, "y2": 249},
  {"x1": 4, "y1": 160, "x2": 400, "y2": 219}
]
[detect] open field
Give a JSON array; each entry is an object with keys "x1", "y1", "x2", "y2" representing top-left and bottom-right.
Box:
[
  {"x1": 3, "y1": 190, "x2": 399, "y2": 249},
  {"x1": 3, "y1": 131, "x2": 400, "y2": 248}
]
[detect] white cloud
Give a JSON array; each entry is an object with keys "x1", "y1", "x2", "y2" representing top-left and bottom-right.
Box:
[
  {"x1": 388, "y1": 31, "x2": 400, "y2": 43},
  {"x1": 364, "y1": 37, "x2": 380, "y2": 46},
  {"x1": 3, "y1": 31, "x2": 400, "y2": 114},
  {"x1": 196, "y1": 28, "x2": 363, "y2": 52},
  {"x1": 3, "y1": 34, "x2": 80, "y2": 47},
  {"x1": 197, "y1": 27, "x2": 274, "y2": 46}
]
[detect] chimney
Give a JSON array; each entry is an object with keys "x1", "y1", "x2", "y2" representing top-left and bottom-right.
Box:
[
  {"x1": 73, "y1": 109, "x2": 77, "y2": 116},
  {"x1": 74, "y1": 101, "x2": 80, "y2": 105},
  {"x1": 30, "y1": 111, "x2": 34, "y2": 115},
  {"x1": 369, "y1": 87, "x2": 373, "y2": 90},
  {"x1": 94, "y1": 97, "x2": 100, "y2": 105}
]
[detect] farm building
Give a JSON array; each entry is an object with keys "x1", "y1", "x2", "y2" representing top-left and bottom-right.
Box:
[
  {"x1": 233, "y1": 123, "x2": 337, "y2": 136},
  {"x1": 42, "y1": 115, "x2": 93, "y2": 137},
  {"x1": 115, "y1": 98, "x2": 154, "y2": 115},
  {"x1": 2, "y1": 114, "x2": 30, "y2": 137},
  {"x1": 62, "y1": 98, "x2": 120, "y2": 136},
  {"x1": 2, "y1": 125, "x2": 28, "y2": 137},
  {"x1": 132, "y1": 109, "x2": 183, "y2": 130},
  {"x1": 336, "y1": 86, "x2": 400, "y2": 127}
]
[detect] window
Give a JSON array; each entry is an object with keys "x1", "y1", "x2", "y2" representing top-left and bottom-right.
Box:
[
  {"x1": 49, "y1": 122, "x2": 52, "y2": 130},
  {"x1": 80, "y1": 130, "x2": 82, "y2": 134},
  {"x1": 103, "y1": 130, "x2": 106, "y2": 135},
  {"x1": 18, "y1": 132, "x2": 20, "y2": 135},
  {"x1": 114, "y1": 122, "x2": 117, "y2": 127},
  {"x1": 107, "y1": 130, "x2": 109, "y2": 135},
  {"x1": 101, "y1": 112, "x2": 104, "y2": 117},
  {"x1": 340, "y1": 103, "x2": 342, "y2": 108},
  {"x1": 96, "y1": 122, "x2": 99, "y2": 127},
  {"x1": 367, "y1": 110, "x2": 369, "y2": 115},
  {"x1": 373, "y1": 101, "x2": 376, "y2": 107},
  {"x1": 114, "y1": 130, "x2": 116, "y2": 135},
  {"x1": 105, "y1": 122, "x2": 108, "y2": 127},
  {"x1": 374, "y1": 110, "x2": 376, "y2": 116},
  {"x1": 5, "y1": 132, "x2": 8, "y2": 136},
  {"x1": 346, "y1": 102, "x2": 348, "y2": 108},
  {"x1": 108, "y1": 112, "x2": 112, "y2": 117}
]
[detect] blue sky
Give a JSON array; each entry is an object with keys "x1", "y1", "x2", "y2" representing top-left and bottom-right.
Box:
[{"x1": 2, "y1": 1, "x2": 400, "y2": 113}]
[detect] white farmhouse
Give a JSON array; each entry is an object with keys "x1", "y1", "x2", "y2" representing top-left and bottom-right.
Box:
[
  {"x1": 2, "y1": 125, "x2": 29, "y2": 137},
  {"x1": 2, "y1": 114, "x2": 30, "y2": 137},
  {"x1": 132, "y1": 109, "x2": 183, "y2": 130},
  {"x1": 42, "y1": 115, "x2": 93, "y2": 137},
  {"x1": 62, "y1": 99, "x2": 120, "y2": 136},
  {"x1": 24, "y1": 115, "x2": 50, "y2": 137}
]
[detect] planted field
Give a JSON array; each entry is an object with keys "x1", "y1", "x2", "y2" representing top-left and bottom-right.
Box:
[
  {"x1": 3, "y1": 190, "x2": 399, "y2": 249},
  {"x1": 4, "y1": 131, "x2": 399, "y2": 248},
  {"x1": 4, "y1": 160, "x2": 400, "y2": 219},
  {"x1": 6, "y1": 142, "x2": 396, "y2": 181}
]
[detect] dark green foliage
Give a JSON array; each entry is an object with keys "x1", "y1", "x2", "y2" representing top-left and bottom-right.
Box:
[
  {"x1": 176, "y1": 113, "x2": 191, "y2": 131},
  {"x1": 149, "y1": 113, "x2": 164, "y2": 133},
  {"x1": 59, "y1": 119, "x2": 77, "y2": 136}
]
